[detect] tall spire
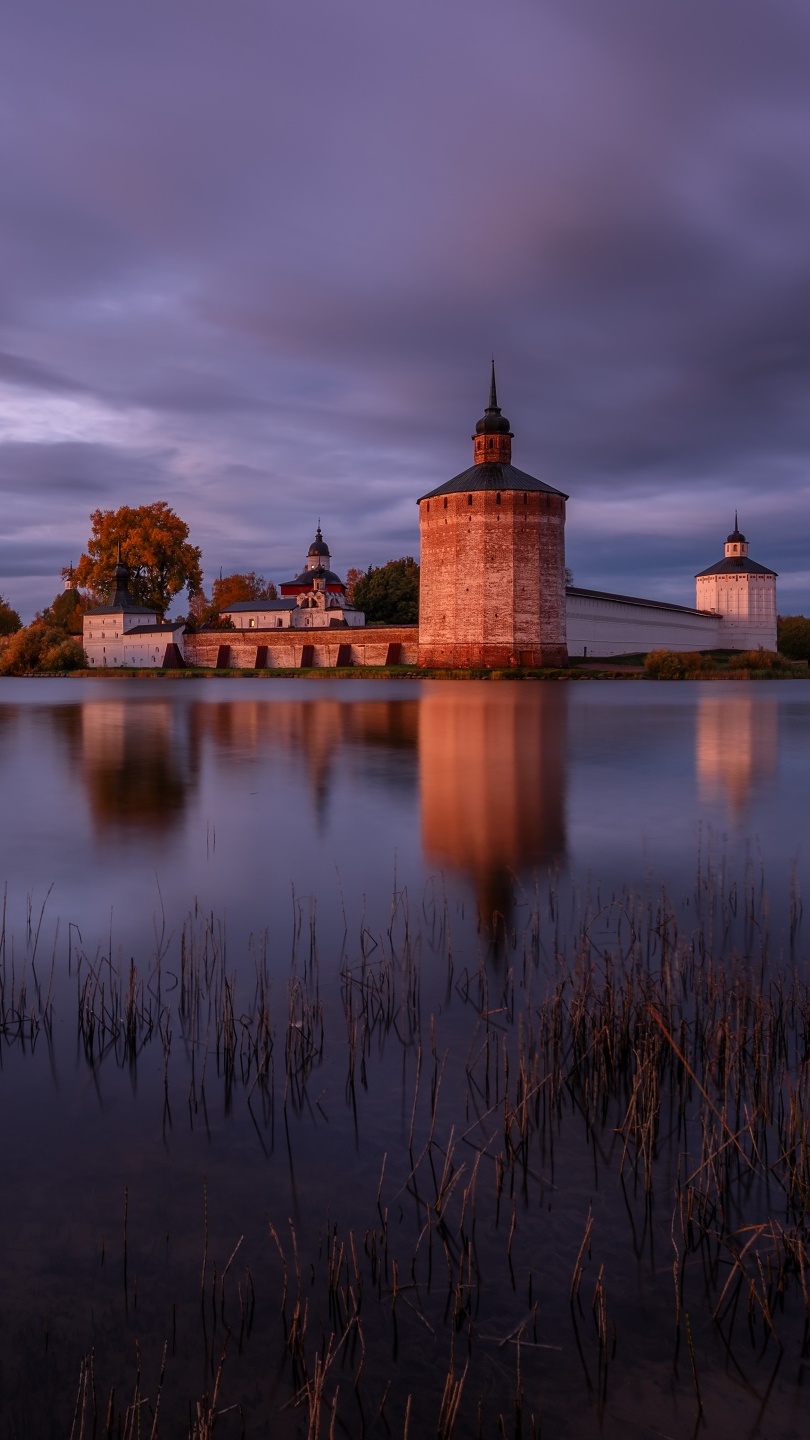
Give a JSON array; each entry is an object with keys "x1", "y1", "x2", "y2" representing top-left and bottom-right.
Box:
[
  {"x1": 489, "y1": 357, "x2": 498, "y2": 411},
  {"x1": 473, "y1": 361, "x2": 513, "y2": 463}
]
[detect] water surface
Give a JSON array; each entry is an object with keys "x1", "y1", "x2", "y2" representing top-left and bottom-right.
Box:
[{"x1": 0, "y1": 676, "x2": 807, "y2": 1437}]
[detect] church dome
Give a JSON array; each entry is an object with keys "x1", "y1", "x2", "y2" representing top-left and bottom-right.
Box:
[
  {"x1": 475, "y1": 363, "x2": 512, "y2": 435},
  {"x1": 726, "y1": 512, "x2": 746, "y2": 544},
  {"x1": 308, "y1": 525, "x2": 330, "y2": 558},
  {"x1": 475, "y1": 407, "x2": 512, "y2": 435}
]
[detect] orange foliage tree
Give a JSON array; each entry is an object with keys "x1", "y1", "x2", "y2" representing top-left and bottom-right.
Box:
[
  {"x1": 211, "y1": 572, "x2": 277, "y2": 610},
  {"x1": 68, "y1": 502, "x2": 203, "y2": 615}
]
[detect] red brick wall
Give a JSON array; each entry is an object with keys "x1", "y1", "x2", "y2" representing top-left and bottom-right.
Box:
[
  {"x1": 417, "y1": 489, "x2": 568, "y2": 667},
  {"x1": 184, "y1": 628, "x2": 418, "y2": 669}
]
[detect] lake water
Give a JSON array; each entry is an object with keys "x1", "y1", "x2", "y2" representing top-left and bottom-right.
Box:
[{"x1": 0, "y1": 676, "x2": 807, "y2": 1437}]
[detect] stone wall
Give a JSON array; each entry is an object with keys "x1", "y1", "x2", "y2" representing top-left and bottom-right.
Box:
[
  {"x1": 566, "y1": 590, "x2": 721, "y2": 657},
  {"x1": 417, "y1": 489, "x2": 567, "y2": 668},
  {"x1": 183, "y1": 627, "x2": 418, "y2": 669}
]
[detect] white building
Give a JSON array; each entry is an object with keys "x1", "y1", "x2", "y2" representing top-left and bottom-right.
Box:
[
  {"x1": 83, "y1": 559, "x2": 186, "y2": 668},
  {"x1": 695, "y1": 518, "x2": 777, "y2": 651},
  {"x1": 220, "y1": 527, "x2": 365, "y2": 631}
]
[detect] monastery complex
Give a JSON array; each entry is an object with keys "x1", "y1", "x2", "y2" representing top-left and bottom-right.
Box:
[{"x1": 82, "y1": 370, "x2": 777, "y2": 670}]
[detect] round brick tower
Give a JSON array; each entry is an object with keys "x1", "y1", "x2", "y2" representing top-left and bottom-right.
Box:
[{"x1": 417, "y1": 366, "x2": 568, "y2": 668}]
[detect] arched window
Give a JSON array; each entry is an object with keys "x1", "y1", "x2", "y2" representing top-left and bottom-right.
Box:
[
  {"x1": 467, "y1": 494, "x2": 473, "y2": 506},
  {"x1": 496, "y1": 493, "x2": 501, "y2": 505}
]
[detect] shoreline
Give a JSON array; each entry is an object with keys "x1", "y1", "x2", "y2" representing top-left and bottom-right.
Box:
[{"x1": 3, "y1": 663, "x2": 808, "y2": 682}]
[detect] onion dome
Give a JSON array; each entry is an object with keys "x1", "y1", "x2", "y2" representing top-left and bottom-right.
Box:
[
  {"x1": 475, "y1": 361, "x2": 512, "y2": 436},
  {"x1": 307, "y1": 525, "x2": 330, "y2": 559}
]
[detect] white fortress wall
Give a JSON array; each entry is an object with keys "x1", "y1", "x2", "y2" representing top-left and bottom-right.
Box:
[{"x1": 565, "y1": 589, "x2": 722, "y2": 657}]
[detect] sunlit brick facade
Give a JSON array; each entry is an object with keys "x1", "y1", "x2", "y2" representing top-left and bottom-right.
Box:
[{"x1": 417, "y1": 368, "x2": 568, "y2": 668}]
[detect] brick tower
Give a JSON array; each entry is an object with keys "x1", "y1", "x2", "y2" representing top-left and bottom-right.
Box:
[{"x1": 417, "y1": 366, "x2": 568, "y2": 668}]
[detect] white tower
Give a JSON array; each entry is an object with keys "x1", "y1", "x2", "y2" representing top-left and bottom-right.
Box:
[{"x1": 695, "y1": 518, "x2": 777, "y2": 651}]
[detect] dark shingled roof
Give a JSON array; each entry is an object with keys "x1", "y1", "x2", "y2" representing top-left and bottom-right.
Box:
[
  {"x1": 284, "y1": 566, "x2": 345, "y2": 586},
  {"x1": 418, "y1": 461, "x2": 567, "y2": 503},
  {"x1": 125, "y1": 621, "x2": 186, "y2": 635},
  {"x1": 224, "y1": 598, "x2": 297, "y2": 612},
  {"x1": 88, "y1": 601, "x2": 159, "y2": 616},
  {"x1": 695, "y1": 557, "x2": 777, "y2": 578}
]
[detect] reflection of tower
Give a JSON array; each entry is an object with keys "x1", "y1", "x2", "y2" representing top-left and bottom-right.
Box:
[
  {"x1": 80, "y1": 702, "x2": 198, "y2": 832},
  {"x1": 419, "y1": 683, "x2": 567, "y2": 924},
  {"x1": 696, "y1": 694, "x2": 778, "y2": 820}
]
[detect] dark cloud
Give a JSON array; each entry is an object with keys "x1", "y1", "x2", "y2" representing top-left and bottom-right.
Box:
[{"x1": 1, "y1": 0, "x2": 810, "y2": 617}]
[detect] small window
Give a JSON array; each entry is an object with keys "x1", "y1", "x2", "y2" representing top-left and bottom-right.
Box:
[
  {"x1": 249, "y1": 618, "x2": 256, "y2": 629},
  {"x1": 426, "y1": 501, "x2": 430, "y2": 512},
  {"x1": 488, "y1": 438, "x2": 494, "y2": 449},
  {"x1": 467, "y1": 494, "x2": 472, "y2": 506},
  {"x1": 443, "y1": 496, "x2": 448, "y2": 509},
  {"x1": 496, "y1": 493, "x2": 501, "y2": 505},
  {"x1": 523, "y1": 494, "x2": 528, "y2": 505}
]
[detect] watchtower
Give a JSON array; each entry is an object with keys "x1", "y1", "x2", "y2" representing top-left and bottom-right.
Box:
[{"x1": 417, "y1": 367, "x2": 568, "y2": 668}]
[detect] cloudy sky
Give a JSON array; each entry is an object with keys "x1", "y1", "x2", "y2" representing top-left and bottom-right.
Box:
[{"x1": 2, "y1": 0, "x2": 810, "y2": 618}]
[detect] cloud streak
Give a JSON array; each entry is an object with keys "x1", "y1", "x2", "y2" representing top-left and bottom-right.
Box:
[{"x1": 1, "y1": 0, "x2": 809, "y2": 617}]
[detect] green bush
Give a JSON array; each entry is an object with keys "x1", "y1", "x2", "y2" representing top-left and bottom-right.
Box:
[
  {"x1": 777, "y1": 615, "x2": 810, "y2": 662},
  {"x1": 644, "y1": 649, "x2": 706, "y2": 679},
  {"x1": 352, "y1": 558, "x2": 419, "y2": 624}
]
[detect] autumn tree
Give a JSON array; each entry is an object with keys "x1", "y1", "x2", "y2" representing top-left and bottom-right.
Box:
[
  {"x1": 68, "y1": 502, "x2": 202, "y2": 615},
  {"x1": 0, "y1": 593, "x2": 22, "y2": 636},
  {"x1": 345, "y1": 568, "x2": 363, "y2": 604},
  {"x1": 211, "y1": 571, "x2": 277, "y2": 610},
  {"x1": 0, "y1": 623, "x2": 84, "y2": 675},
  {"x1": 39, "y1": 587, "x2": 90, "y2": 636},
  {"x1": 352, "y1": 557, "x2": 419, "y2": 624}
]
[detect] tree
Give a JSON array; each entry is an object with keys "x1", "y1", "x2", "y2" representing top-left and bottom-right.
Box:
[
  {"x1": 0, "y1": 622, "x2": 84, "y2": 675},
  {"x1": 0, "y1": 593, "x2": 22, "y2": 636},
  {"x1": 777, "y1": 615, "x2": 810, "y2": 661},
  {"x1": 211, "y1": 571, "x2": 277, "y2": 610},
  {"x1": 345, "y1": 568, "x2": 363, "y2": 604},
  {"x1": 352, "y1": 558, "x2": 420, "y2": 625},
  {"x1": 39, "y1": 587, "x2": 90, "y2": 636},
  {"x1": 68, "y1": 502, "x2": 202, "y2": 615}
]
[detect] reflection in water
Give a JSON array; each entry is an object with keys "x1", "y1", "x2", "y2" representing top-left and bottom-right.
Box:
[
  {"x1": 193, "y1": 699, "x2": 418, "y2": 824},
  {"x1": 696, "y1": 695, "x2": 779, "y2": 820},
  {"x1": 419, "y1": 684, "x2": 567, "y2": 924},
  {"x1": 66, "y1": 687, "x2": 567, "y2": 918},
  {"x1": 80, "y1": 702, "x2": 200, "y2": 832}
]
